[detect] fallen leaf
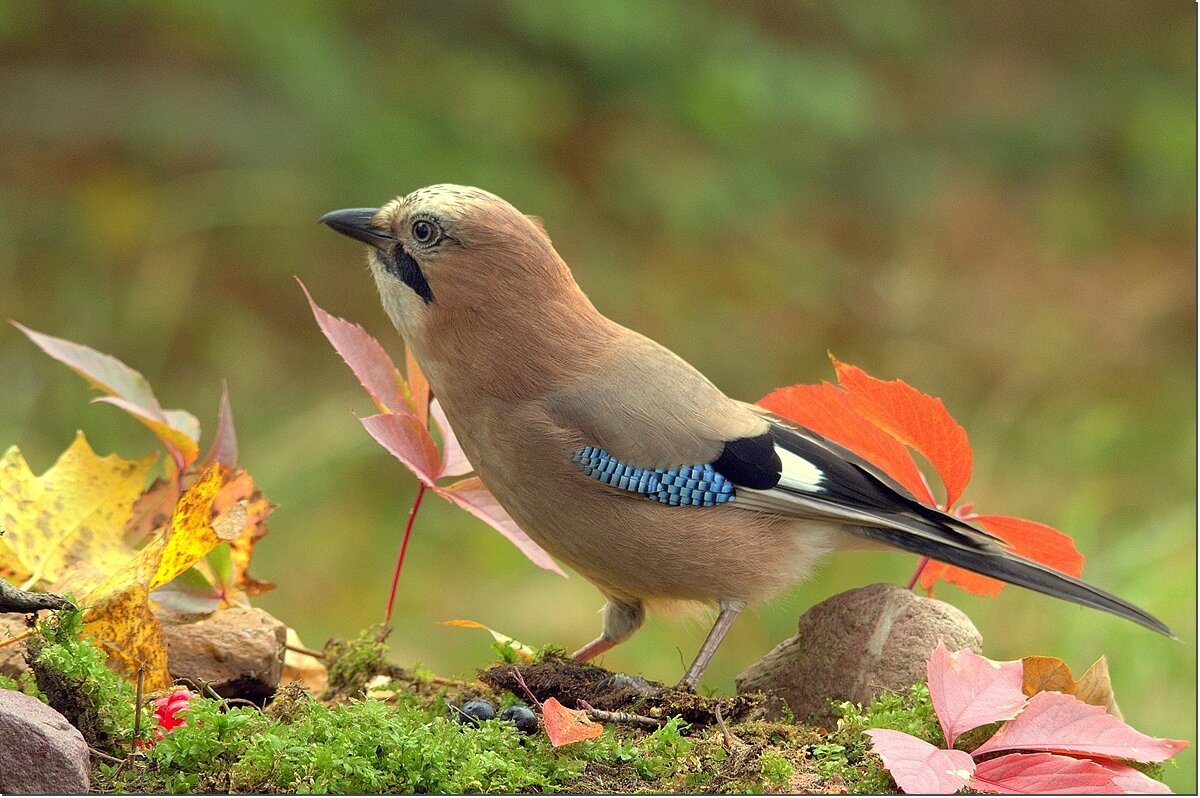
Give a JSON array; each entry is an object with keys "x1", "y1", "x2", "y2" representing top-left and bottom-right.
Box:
[
  {"x1": 926, "y1": 642, "x2": 1026, "y2": 748},
  {"x1": 1022, "y1": 656, "x2": 1078, "y2": 697},
  {"x1": 1074, "y1": 656, "x2": 1123, "y2": 721},
  {"x1": 212, "y1": 470, "x2": 276, "y2": 598},
  {"x1": 968, "y1": 751, "x2": 1162, "y2": 794},
  {"x1": 13, "y1": 322, "x2": 200, "y2": 469},
  {"x1": 441, "y1": 619, "x2": 536, "y2": 661},
  {"x1": 865, "y1": 728, "x2": 975, "y2": 794},
  {"x1": 832, "y1": 355, "x2": 973, "y2": 507},
  {"x1": 971, "y1": 690, "x2": 1188, "y2": 763},
  {"x1": 542, "y1": 696, "x2": 604, "y2": 747}
]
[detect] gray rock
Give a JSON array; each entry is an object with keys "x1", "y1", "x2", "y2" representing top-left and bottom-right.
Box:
[
  {"x1": 735, "y1": 583, "x2": 981, "y2": 726},
  {"x1": 160, "y1": 606, "x2": 286, "y2": 704},
  {"x1": 0, "y1": 688, "x2": 90, "y2": 794}
]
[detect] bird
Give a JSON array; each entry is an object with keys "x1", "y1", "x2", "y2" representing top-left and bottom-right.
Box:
[{"x1": 320, "y1": 184, "x2": 1172, "y2": 690}]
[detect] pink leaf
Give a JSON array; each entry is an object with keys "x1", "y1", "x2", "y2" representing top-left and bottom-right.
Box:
[
  {"x1": 1098, "y1": 761, "x2": 1174, "y2": 794},
  {"x1": 298, "y1": 278, "x2": 408, "y2": 415},
  {"x1": 972, "y1": 691, "x2": 1188, "y2": 763},
  {"x1": 15, "y1": 321, "x2": 201, "y2": 466},
  {"x1": 360, "y1": 413, "x2": 442, "y2": 485},
  {"x1": 968, "y1": 752, "x2": 1170, "y2": 794},
  {"x1": 436, "y1": 477, "x2": 566, "y2": 577},
  {"x1": 431, "y1": 398, "x2": 473, "y2": 478},
  {"x1": 202, "y1": 382, "x2": 238, "y2": 467},
  {"x1": 866, "y1": 729, "x2": 975, "y2": 794},
  {"x1": 927, "y1": 641, "x2": 1027, "y2": 747}
]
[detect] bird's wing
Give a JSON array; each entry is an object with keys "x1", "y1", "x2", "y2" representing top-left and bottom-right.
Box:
[{"x1": 548, "y1": 346, "x2": 1171, "y2": 637}]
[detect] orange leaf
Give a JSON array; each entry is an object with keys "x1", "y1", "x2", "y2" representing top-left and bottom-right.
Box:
[
  {"x1": 833, "y1": 356, "x2": 972, "y2": 507},
  {"x1": 541, "y1": 696, "x2": 603, "y2": 747},
  {"x1": 405, "y1": 345, "x2": 431, "y2": 428},
  {"x1": 1023, "y1": 656, "x2": 1079, "y2": 697},
  {"x1": 757, "y1": 382, "x2": 933, "y2": 503},
  {"x1": 919, "y1": 514, "x2": 1084, "y2": 596},
  {"x1": 919, "y1": 559, "x2": 1005, "y2": 596}
]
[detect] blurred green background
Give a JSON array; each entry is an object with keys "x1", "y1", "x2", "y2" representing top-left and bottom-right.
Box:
[{"x1": 1, "y1": 0, "x2": 1194, "y2": 789}]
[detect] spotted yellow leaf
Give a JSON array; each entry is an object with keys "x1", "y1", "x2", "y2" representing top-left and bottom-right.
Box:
[{"x1": 0, "y1": 432, "x2": 155, "y2": 592}]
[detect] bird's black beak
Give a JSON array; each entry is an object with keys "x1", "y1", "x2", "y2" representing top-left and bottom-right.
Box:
[{"x1": 318, "y1": 207, "x2": 395, "y2": 251}]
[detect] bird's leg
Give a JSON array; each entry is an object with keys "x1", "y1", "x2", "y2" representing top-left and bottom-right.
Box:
[
  {"x1": 572, "y1": 597, "x2": 644, "y2": 661},
  {"x1": 677, "y1": 599, "x2": 747, "y2": 691}
]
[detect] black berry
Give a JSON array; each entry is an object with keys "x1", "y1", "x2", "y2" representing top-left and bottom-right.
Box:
[
  {"x1": 500, "y1": 704, "x2": 539, "y2": 734},
  {"x1": 456, "y1": 698, "x2": 496, "y2": 726}
]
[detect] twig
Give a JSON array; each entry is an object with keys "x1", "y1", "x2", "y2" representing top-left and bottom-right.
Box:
[
  {"x1": 0, "y1": 577, "x2": 75, "y2": 614},
  {"x1": 510, "y1": 666, "x2": 543, "y2": 708},
  {"x1": 285, "y1": 642, "x2": 325, "y2": 660},
  {"x1": 714, "y1": 703, "x2": 745, "y2": 748},
  {"x1": 132, "y1": 665, "x2": 145, "y2": 756},
  {"x1": 89, "y1": 745, "x2": 125, "y2": 764},
  {"x1": 579, "y1": 700, "x2": 665, "y2": 729}
]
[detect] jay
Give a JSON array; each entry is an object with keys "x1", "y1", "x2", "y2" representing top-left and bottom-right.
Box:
[{"x1": 321, "y1": 185, "x2": 1170, "y2": 690}]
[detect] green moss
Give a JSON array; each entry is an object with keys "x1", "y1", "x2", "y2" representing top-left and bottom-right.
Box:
[
  {"x1": 0, "y1": 670, "x2": 46, "y2": 700},
  {"x1": 26, "y1": 607, "x2": 151, "y2": 753},
  {"x1": 323, "y1": 624, "x2": 390, "y2": 698},
  {"x1": 809, "y1": 684, "x2": 940, "y2": 793}
]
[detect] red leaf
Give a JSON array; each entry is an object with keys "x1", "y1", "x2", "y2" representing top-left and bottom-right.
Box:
[
  {"x1": 866, "y1": 728, "x2": 975, "y2": 794},
  {"x1": 919, "y1": 515, "x2": 1084, "y2": 597},
  {"x1": 976, "y1": 515, "x2": 1084, "y2": 577},
  {"x1": 436, "y1": 477, "x2": 566, "y2": 577},
  {"x1": 14, "y1": 321, "x2": 200, "y2": 467},
  {"x1": 757, "y1": 382, "x2": 933, "y2": 503},
  {"x1": 971, "y1": 691, "x2": 1188, "y2": 763},
  {"x1": 360, "y1": 413, "x2": 442, "y2": 485},
  {"x1": 968, "y1": 752, "x2": 1169, "y2": 794},
  {"x1": 926, "y1": 642, "x2": 1026, "y2": 748},
  {"x1": 833, "y1": 356, "x2": 973, "y2": 507},
  {"x1": 201, "y1": 382, "x2": 238, "y2": 467},
  {"x1": 298, "y1": 278, "x2": 408, "y2": 415},
  {"x1": 541, "y1": 696, "x2": 603, "y2": 747}
]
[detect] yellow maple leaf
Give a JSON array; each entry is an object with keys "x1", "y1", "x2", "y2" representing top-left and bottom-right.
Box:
[
  {"x1": 0, "y1": 432, "x2": 155, "y2": 593},
  {"x1": 83, "y1": 465, "x2": 228, "y2": 689}
]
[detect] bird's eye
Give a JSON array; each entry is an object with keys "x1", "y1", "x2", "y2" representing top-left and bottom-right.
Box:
[{"x1": 411, "y1": 219, "x2": 439, "y2": 245}]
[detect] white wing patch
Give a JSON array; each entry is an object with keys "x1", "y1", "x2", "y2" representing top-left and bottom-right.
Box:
[{"x1": 775, "y1": 446, "x2": 824, "y2": 492}]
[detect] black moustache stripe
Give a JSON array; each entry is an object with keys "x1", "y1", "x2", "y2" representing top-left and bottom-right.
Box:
[{"x1": 390, "y1": 244, "x2": 434, "y2": 304}]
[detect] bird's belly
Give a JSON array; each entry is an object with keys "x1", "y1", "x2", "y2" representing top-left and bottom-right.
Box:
[{"x1": 472, "y1": 452, "x2": 840, "y2": 606}]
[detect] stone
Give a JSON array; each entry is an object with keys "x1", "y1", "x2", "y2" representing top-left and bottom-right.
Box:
[
  {"x1": 0, "y1": 613, "x2": 32, "y2": 679},
  {"x1": 160, "y1": 606, "x2": 286, "y2": 704},
  {"x1": 735, "y1": 583, "x2": 982, "y2": 727},
  {"x1": 0, "y1": 688, "x2": 90, "y2": 794}
]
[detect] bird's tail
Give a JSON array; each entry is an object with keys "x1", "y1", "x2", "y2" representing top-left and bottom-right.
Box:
[{"x1": 850, "y1": 524, "x2": 1175, "y2": 638}]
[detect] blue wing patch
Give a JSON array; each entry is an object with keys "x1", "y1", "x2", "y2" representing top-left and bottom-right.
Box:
[{"x1": 571, "y1": 445, "x2": 736, "y2": 507}]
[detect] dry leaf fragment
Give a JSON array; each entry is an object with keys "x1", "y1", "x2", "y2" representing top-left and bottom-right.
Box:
[
  {"x1": 542, "y1": 696, "x2": 604, "y2": 747},
  {"x1": 1022, "y1": 655, "x2": 1078, "y2": 697}
]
